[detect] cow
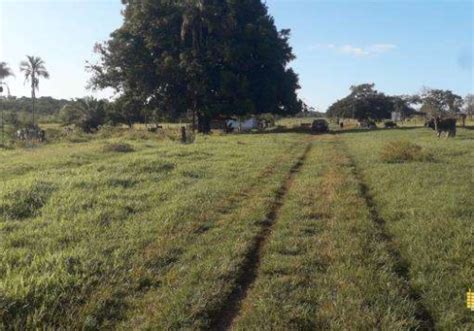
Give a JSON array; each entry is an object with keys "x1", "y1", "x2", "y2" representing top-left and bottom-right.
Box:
[
  {"x1": 425, "y1": 117, "x2": 457, "y2": 138},
  {"x1": 16, "y1": 127, "x2": 46, "y2": 142}
]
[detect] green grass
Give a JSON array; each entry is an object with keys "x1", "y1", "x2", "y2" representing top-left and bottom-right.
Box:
[
  {"x1": 0, "y1": 133, "x2": 304, "y2": 328},
  {"x1": 342, "y1": 127, "x2": 474, "y2": 329},
  {"x1": 1, "y1": 125, "x2": 473, "y2": 329},
  {"x1": 233, "y1": 137, "x2": 419, "y2": 330}
]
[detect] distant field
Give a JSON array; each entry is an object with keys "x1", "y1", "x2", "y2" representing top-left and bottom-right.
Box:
[{"x1": 1, "y1": 125, "x2": 473, "y2": 329}]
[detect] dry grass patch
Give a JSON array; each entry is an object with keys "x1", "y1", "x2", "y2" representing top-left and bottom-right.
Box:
[{"x1": 380, "y1": 140, "x2": 433, "y2": 163}]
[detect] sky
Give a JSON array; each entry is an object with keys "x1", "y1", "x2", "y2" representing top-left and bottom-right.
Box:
[{"x1": 0, "y1": 0, "x2": 473, "y2": 111}]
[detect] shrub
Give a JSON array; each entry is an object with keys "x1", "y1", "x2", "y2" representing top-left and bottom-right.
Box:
[
  {"x1": 380, "y1": 140, "x2": 433, "y2": 163},
  {"x1": 1, "y1": 181, "x2": 55, "y2": 220},
  {"x1": 60, "y1": 97, "x2": 108, "y2": 133},
  {"x1": 102, "y1": 143, "x2": 134, "y2": 153}
]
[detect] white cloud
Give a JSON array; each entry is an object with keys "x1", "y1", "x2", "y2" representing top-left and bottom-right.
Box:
[{"x1": 310, "y1": 43, "x2": 397, "y2": 57}]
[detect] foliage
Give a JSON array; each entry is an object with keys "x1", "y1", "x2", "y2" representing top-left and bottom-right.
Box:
[
  {"x1": 464, "y1": 94, "x2": 474, "y2": 118},
  {"x1": 107, "y1": 93, "x2": 144, "y2": 128},
  {"x1": 0, "y1": 62, "x2": 14, "y2": 81},
  {"x1": 419, "y1": 88, "x2": 463, "y2": 116},
  {"x1": 380, "y1": 140, "x2": 433, "y2": 163},
  {"x1": 3, "y1": 96, "x2": 69, "y2": 117},
  {"x1": 326, "y1": 83, "x2": 407, "y2": 120},
  {"x1": 19, "y1": 56, "x2": 50, "y2": 125},
  {"x1": 88, "y1": 0, "x2": 301, "y2": 132},
  {"x1": 60, "y1": 97, "x2": 108, "y2": 132}
]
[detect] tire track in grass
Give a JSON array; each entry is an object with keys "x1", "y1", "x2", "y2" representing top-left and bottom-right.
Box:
[
  {"x1": 340, "y1": 141, "x2": 436, "y2": 330},
  {"x1": 211, "y1": 143, "x2": 312, "y2": 331},
  {"x1": 87, "y1": 141, "x2": 304, "y2": 329}
]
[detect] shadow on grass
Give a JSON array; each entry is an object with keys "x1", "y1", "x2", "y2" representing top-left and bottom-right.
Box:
[
  {"x1": 331, "y1": 126, "x2": 423, "y2": 135},
  {"x1": 233, "y1": 125, "x2": 425, "y2": 136}
]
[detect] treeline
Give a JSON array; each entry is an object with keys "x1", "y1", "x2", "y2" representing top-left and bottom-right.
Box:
[
  {"x1": 58, "y1": 97, "x2": 180, "y2": 132},
  {"x1": 327, "y1": 83, "x2": 473, "y2": 120},
  {"x1": 2, "y1": 96, "x2": 69, "y2": 124},
  {"x1": 88, "y1": 0, "x2": 302, "y2": 133}
]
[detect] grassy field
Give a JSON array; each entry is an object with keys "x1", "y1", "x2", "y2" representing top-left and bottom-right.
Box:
[{"x1": 1, "y1": 125, "x2": 473, "y2": 329}]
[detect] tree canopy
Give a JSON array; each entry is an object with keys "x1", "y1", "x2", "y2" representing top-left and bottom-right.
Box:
[
  {"x1": 419, "y1": 88, "x2": 463, "y2": 116},
  {"x1": 60, "y1": 97, "x2": 108, "y2": 132},
  {"x1": 0, "y1": 62, "x2": 14, "y2": 81},
  {"x1": 326, "y1": 83, "x2": 415, "y2": 121},
  {"x1": 464, "y1": 94, "x2": 474, "y2": 118},
  {"x1": 88, "y1": 0, "x2": 301, "y2": 132},
  {"x1": 19, "y1": 56, "x2": 50, "y2": 125}
]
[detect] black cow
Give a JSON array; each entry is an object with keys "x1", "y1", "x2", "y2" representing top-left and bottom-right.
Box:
[{"x1": 425, "y1": 117, "x2": 457, "y2": 138}]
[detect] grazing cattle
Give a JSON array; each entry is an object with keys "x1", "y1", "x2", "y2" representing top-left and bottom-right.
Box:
[
  {"x1": 425, "y1": 117, "x2": 457, "y2": 138},
  {"x1": 16, "y1": 127, "x2": 46, "y2": 142}
]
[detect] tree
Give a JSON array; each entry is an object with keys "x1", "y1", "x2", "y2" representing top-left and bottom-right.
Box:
[
  {"x1": 391, "y1": 95, "x2": 418, "y2": 118},
  {"x1": 89, "y1": 0, "x2": 301, "y2": 133},
  {"x1": 327, "y1": 83, "x2": 395, "y2": 121},
  {"x1": 464, "y1": 94, "x2": 474, "y2": 120},
  {"x1": 108, "y1": 93, "x2": 145, "y2": 128},
  {"x1": 0, "y1": 62, "x2": 14, "y2": 81},
  {"x1": 420, "y1": 88, "x2": 463, "y2": 116},
  {"x1": 0, "y1": 62, "x2": 14, "y2": 97},
  {"x1": 19, "y1": 56, "x2": 50, "y2": 126},
  {"x1": 60, "y1": 97, "x2": 107, "y2": 132}
]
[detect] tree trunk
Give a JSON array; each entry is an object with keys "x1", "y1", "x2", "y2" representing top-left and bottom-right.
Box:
[
  {"x1": 192, "y1": 100, "x2": 197, "y2": 132},
  {"x1": 31, "y1": 86, "x2": 35, "y2": 127},
  {"x1": 197, "y1": 113, "x2": 211, "y2": 134}
]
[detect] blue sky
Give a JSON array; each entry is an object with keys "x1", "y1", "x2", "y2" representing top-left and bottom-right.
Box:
[{"x1": 1, "y1": 0, "x2": 472, "y2": 111}]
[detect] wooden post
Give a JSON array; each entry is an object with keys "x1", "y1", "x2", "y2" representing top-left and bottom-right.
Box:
[{"x1": 181, "y1": 126, "x2": 186, "y2": 143}]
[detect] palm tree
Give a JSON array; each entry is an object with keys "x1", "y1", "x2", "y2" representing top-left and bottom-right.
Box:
[
  {"x1": 19, "y1": 56, "x2": 49, "y2": 125},
  {"x1": 0, "y1": 62, "x2": 14, "y2": 97},
  {"x1": 0, "y1": 62, "x2": 14, "y2": 81}
]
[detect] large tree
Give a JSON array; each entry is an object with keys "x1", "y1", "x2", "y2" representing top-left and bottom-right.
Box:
[
  {"x1": 326, "y1": 83, "x2": 396, "y2": 121},
  {"x1": 89, "y1": 0, "x2": 301, "y2": 133},
  {"x1": 419, "y1": 88, "x2": 463, "y2": 116},
  {"x1": 19, "y1": 56, "x2": 50, "y2": 126},
  {"x1": 465, "y1": 94, "x2": 474, "y2": 120}
]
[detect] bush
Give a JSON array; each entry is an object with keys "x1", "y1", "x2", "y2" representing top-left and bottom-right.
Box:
[
  {"x1": 384, "y1": 121, "x2": 397, "y2": 128},
  {"x1": 102, "y1": 143, "x2": 134, "y2": 153},
  {"x1": 1, "y1": 181, "x2": 55, "y2": 220},
  {"x1": 380, "y1": 140, "x2": 433, "y2": 163},
  {"x1": 60, "y1": 97, "x2": 108, "y2": 133}
]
